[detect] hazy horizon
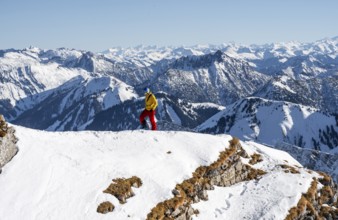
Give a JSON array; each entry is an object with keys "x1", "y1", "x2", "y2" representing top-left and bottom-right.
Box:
[{"x1": 1, "y1": 0, "x2": 338, "y2": 52}]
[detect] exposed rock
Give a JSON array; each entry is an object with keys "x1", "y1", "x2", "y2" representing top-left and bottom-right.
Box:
[
  {"x1": 0, "y1": 115, "x2": 8, "y2": 138},
  {"x1": 249, "y1": 153, "x2": 263, "y2": 165},
  {"x1": 285, "y1": 173, "x2": 338, "y2": 220},
  {"x1": 172, "y1": 189, "x2": 180, "y2": 196},
  {"x1": 146, "y1": 136, "x2": 337, "y2": 220},
  {"x1": 103, "y1": 176, "x2": 142, "y2": 204},
  {"x1": 0, "y1": 115, "x2": 18, "y2": 171},
  {"x1": 280, "y1": 164, "x2": 301, "y2": 174},
  {"x1": 97, "y1": 176, "x2": 143, "y2": 214},
  {"x1": 146, "y1": 138, "x2": 266, "y2": 220},
  {"x1": 97, "y1": 201, "x2": 114, "y2": 214}
]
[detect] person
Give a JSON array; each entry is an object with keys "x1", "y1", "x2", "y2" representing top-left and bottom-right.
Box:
[{"x1": 139, "y1": 87, "x2": 158, "y2": 130}]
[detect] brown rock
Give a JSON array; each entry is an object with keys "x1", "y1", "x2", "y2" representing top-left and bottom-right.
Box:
[{"x1": 97, "y1": 201, "x2": 114, "y2": 214}]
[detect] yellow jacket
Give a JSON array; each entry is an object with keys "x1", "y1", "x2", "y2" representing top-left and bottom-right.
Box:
[{"x1": 145, "y1": 92, "x2": 158, "y2": 111}]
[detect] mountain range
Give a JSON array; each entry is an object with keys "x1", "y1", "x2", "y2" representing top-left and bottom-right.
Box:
[
  {"x1": 1, "y1": 37, "x2": 338, "y2": 219},
  {"x1": 0, "y1": 37, "x2": 337, "y2": 179}
]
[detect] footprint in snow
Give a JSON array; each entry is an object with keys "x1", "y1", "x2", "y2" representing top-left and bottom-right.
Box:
[
  {"x1": 215, "y1": 208, "x2": 223, "y2": 214},
  {"x1": 222, "y1": 199, "x2": 231, "y2": 210},
  {"x1": 214, "y1": 208, "x2": 223, "y2": 218},
  {"x1": 240, "y1": 183, "x2": 248, "y2": 196}
]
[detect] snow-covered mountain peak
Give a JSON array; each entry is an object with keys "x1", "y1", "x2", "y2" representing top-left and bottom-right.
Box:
[
  {"x1": 101, "y1": 45, "x2": 208, "y2": 68},
  {"x1": 0, "y1": 52, "x2": 91, "y2": 109},
  {"x1": 40, "y1": 48, "x2": 85, "y2": 62},
  {"x1": 22, "y1": 46, "x2": 42, "y2": 56},
  {"x1": 147, "y1": 50, "x2": 270, "y2": 106},
  {"x1": 12, "y1": 75, "x2": 138, "y2": 131},
  {"x1": 171, "y1": 50, "x2": 251, "y2": 71}
]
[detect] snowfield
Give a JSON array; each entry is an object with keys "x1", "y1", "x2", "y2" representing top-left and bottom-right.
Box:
[{"x1": 0, "y1": 125, "x2": 320, "y2": 220}]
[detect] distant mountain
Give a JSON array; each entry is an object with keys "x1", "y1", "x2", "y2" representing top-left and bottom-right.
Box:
[
  {"x1": 254, "y1": 75, "x2": 338, "y2": 113},
  {"x1": 242, "y1": 38, "x2": 338, "y2": 78},
  {"x1": 86, "y1": 92, "x2": 224, "y2": 131},
  {"x1": 102, "y1": 36, "x2": 338, "y2": 79},
  {"x1": 13, "y1": 76, "x2": 137, "y2": 131},
  {"x1": 145, "y1": 50, "x2": 270, "y2": 106},
  {"x1": 101, "y1": 45, "x2": 207, "y2": 68},
  {"x1": 250, "y1": 54, "x2": 338, "y2": 80},
  {"x1": 0, "y1": 47, "x2": 152, "y2": 121},
  {"x1": 196, "y1": 97, "x2": 338, "y2": 153},
  {"x1": 0, "y1": 47, "x2": 91, "y2": 120}
]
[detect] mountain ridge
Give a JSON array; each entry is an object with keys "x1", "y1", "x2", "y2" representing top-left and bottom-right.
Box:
[
  {"x1": 196, "y1": 97, "x2": 338, "y2": 153},
  {"x1": 0, "y1": 124, "x2": 337, "y2": 219}
]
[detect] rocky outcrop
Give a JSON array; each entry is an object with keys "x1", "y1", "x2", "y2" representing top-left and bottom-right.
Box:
[
  {"x1": 285, "y1": 172, "x2": 338, "y2": 220},
  {"x1": 146, "y1": 138, "x2": 266, "y2": 220},
  {"x1": 97, "y1": 201, "x2": 114, "y2": 214},
  {"x1": 0, "y1": 115, "x2": 18, "y2": 172},
  {"x1": 103, "y1": 176, "x2": 142, "y2": 204},
  {"x1": 97, "y1": 176, "x2": 142, "y2": 214},
  {"x1": 146, "y1": 137, "x2": 338, "y2": 220}
]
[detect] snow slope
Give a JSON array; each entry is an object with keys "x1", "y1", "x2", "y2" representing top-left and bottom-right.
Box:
[
  {"x1": 196, "y1": 97, "x2": 338, "y2": 153},
  {"x1": 13, "y1": 75, "x2": 138, "y2": 131},
  {"x1": 0, "y1": 125, "x2": 320, "y2": 220},
  {"x1": 0, "y1": 48, "x2": 90, "y2": 103},
  {"x1": 0, "y1": 48, "x2": 91, "y2": 120}
]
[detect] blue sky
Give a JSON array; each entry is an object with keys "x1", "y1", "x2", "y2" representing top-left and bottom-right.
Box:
[{"x1": 1, "y1": 0, "x2": 338, "y2": 52}]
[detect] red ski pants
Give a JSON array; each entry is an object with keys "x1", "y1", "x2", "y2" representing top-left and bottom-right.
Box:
[{"x1": 139, "y1": 109, "x2": 157, "y2": 130}]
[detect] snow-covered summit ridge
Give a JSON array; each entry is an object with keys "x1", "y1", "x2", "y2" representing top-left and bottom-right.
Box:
[{"x1": 0, "y1": 125, "x2": 336, "y2": 219}]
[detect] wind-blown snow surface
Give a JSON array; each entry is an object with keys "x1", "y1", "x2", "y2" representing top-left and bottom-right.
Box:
[{"x1": 0, "y1": 126, "x2": 319, "y2": 220}]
